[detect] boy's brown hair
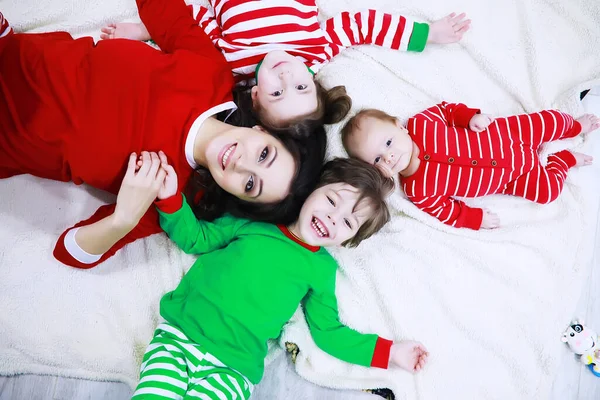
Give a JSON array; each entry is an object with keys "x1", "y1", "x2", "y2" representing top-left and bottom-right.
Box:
[
  {"x1": 341, "y1": 109, "x2": 397, "y2": 157},
  {"x1": 318, "y1": 157, "x2": 394, "y2": 247}
]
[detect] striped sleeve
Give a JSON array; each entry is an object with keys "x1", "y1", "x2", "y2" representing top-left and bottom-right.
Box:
[
  {"x1": 323, "y1": 9, "x2": 429, "y2": 52},
  {"x1": 188, "y1": 4, "x2": 223, "y2": 46},
  {"x1": 408, "y1": 193, "x2": 483, "y2": 230},
  {"x1": 415, "y1": 102, "x2": 480, "y2": 128}
]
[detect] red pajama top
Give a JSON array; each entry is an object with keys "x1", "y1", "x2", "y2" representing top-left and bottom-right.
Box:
[
  {"x1": 401, "y1": 103, "x2": 580, "y2": 230},
  {"x1": 0, "y1": 0, "x2": 235, "y2": 268},
  {"x1": 189, "y1": 0, "x2": 430, "y2": 84}
]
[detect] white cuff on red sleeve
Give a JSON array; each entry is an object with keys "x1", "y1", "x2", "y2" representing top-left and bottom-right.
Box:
[{"x1": 64, "y1": 228, "x2": 102, "y2": 264}]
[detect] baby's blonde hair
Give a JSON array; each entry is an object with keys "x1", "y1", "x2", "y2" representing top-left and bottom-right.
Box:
[{"x1": 341, "y1": 109, "x2": 397, "y2": 157}]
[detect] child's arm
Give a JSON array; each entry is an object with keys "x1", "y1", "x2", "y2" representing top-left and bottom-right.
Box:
[
  {"x1": 323, "y1": 11, "x2": 469, "y2": 53},
  {"x1": 407, "y1": 193, "x2": 499, "y2": 229},
  {"x1": 156, "y1": 194, "x2": 247, "y2": 255},
  {"x1": 154, "y1": 152, "x2": 247, "y2": 255},
  {"x1": 303, "y1": 268, "x2": 429, "y2": 372},
  {"x1": 135, "y1": 0, "x2": 221, "y2": 54},
  {"x1": 415, "y1": 101, "x2": 481, "y2": 127}
]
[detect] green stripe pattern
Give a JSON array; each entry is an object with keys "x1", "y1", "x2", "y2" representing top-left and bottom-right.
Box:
[{"x1": 132, "y1": 323, "x2": 253, "y2": 400}]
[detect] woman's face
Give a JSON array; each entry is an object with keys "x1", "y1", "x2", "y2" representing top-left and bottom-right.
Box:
[
  {"x1": 203, "y1": 126, "x2": 296, "y2": 203},
  {"x1": 252, "y1": 50, "x2": 318, "y2": 126}
]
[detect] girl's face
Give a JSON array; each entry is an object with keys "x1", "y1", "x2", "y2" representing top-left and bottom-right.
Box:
[
  {"x1": 294, "y1": 183, "x2": 373, "y2": 247},
  {"x1": 203, "y1": 126, "x2": 296, "y2": 203},
  {"x1": 347, "y1": 117, "x2": 414, "y2": 178},
  {"x1": 252, "y1": 50, "x2": 318, "y2": 126}
]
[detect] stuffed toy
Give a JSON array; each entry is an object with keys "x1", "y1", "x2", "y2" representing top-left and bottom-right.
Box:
[{"x1": 561, "y1": 319, "x2": 600, "y2": 377}]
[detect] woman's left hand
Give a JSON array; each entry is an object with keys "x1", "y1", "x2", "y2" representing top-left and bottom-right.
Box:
[{"x1": 114, "y1": 151, "x2": 166, "y2": 229}]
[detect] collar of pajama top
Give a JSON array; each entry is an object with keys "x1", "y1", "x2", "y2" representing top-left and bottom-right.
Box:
[{"x1": 189, "y1": 0, "x2": 429, "y2": 84}]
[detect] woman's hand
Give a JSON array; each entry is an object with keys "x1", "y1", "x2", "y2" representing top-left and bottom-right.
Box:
[
  {"x1": 157, "y1": 150, "x2": 178, "y2": 200},
  {"x1": 389, "y1": 341, "x2": 429, "y2": 373},
  {"x1": 469, "y1": 114, "x2": 494, "y2": 132},
  {"x1": 114, "y1": 152, "x2": 166, "y2": 229}
]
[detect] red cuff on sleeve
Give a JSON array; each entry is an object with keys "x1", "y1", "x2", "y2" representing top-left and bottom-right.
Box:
[
  {"x1": 552, "y1": 150, "x2": 577, "y2": 168},
  {"x1": 454, "y1": 106, "x2": 481, "y2": 128},
  {"x1": 370, "y1": 337, "x2": 393, "y2": 369},
  {"x1": 155, "y1": 193, "x2": 184, "y2": 214},
  {"x1": 568, "y1": 121, "x2": 582, "y2": 137},
  {"x1": 457, "y1": 206, "x2": 484, "y2": 230}
]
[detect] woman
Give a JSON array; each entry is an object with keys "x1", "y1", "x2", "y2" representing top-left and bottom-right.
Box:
[{"x1": 0, "y1": 3, "x2": 326, "y2": 269}]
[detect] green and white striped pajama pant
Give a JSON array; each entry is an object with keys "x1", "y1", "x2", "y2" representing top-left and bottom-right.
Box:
[{"x1": 132, "y1": 323, "x2": 254, "y2": 400}]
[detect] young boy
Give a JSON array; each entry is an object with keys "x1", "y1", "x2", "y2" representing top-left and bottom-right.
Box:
[
  {"x1": 342, "y1": 104, "x2": 600, "y2": 230},
  {"x1": 116, "y1": 153, "x2": 428, "y2": 399}
]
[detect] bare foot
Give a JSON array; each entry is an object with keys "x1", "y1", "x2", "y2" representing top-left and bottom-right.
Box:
[
  {"x1": 572, "y1": 151, "x2": 593, "y2": 167},
  {"x1": 100, "y1": 22, "x2": 151, "y2": 41},
  {"x1": 576, "y1": 114, "x2": 600, "y2": 134}
]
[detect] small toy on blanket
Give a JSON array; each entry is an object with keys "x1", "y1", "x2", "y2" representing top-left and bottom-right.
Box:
[{"x1": 561, "y1": 319, "x2": 600, "y2": 377}]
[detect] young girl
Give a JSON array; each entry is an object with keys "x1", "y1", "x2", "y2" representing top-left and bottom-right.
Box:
[
  {"x1": 341, "y1": 104, "x2": 600, "y2": 229},
  {"x1": 0, "y1": 3, "x2": 326, "y2": 269},
  {"x1": 116, "y1": 153, "x2": 427, "y2": 399},
  {"x1": 101, "y1": 0, "x2": 471, "y2": 129}
]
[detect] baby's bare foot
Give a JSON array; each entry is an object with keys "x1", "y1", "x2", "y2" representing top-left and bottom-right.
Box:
[
  {"x1": 576, "y1": 114, "x2": 600, "y2": 134},
  {"x1": 572, "y1": 151, "x2": 593, "y2": 167},
  {"x1": 100, "y1": 22, "x2": 151, "y2": 41}
]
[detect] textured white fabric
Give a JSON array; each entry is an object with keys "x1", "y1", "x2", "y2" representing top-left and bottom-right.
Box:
[{"x1": 0, "y1": 1, "x2": 599, "y2": 398}]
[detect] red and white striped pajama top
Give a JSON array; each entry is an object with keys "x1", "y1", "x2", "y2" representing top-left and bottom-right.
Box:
[
  {"x1": 401, "y1": 102, "x2": 581, "y2": 230},
  {"x1": 189, "y1": 0, "x2": 430, "y2": 84}
]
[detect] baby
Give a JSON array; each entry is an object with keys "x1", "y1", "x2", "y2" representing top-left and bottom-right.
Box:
[
  {"x1": 115, "y1": 153, "x2": 428, "y2": 399},
  {"x1": 102, "y1": 0, "x2": 470, "y2": 128},
  {"x1": 342, "y1": 103, "x2": 600, "y2": 229}
]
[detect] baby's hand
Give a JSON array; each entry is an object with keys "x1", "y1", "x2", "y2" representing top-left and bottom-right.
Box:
[
  {"x1": 480, "y1": 209, "x2": 500, "y2": 229},
  {"x1": 469, "y1": 114, "x2": 494, "y2": 132},
  {"x1": 100, "y1": 22, "x2": 151, "y2": 41},
  {"x1": 389, "y1": 341, "x2": 429, "y2": 373},
  {"x1": 428, "y1": 13, "x2": 471, "y2": 45},
  {"x1": 157, "y1": 150, "x2": 179, "y2": 200}
]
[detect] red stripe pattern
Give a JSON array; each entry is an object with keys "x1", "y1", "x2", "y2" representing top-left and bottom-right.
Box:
[
  {"x1": 401, "y1": 103, "x2": 581, "y2": 230},
  {"x1": 189, "y1": 0, "x2": 418, "y2": 84}
]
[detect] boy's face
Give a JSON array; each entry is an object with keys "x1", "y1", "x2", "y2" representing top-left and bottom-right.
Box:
[
  {"x1": 252, "y1": 50, "x2": 317, "y2": 127},
  {"x1": 295, "y1": 183, "x2": 373, "y2": 247},
  {"x1": 347, "y1": 117, "x2": 413, "y2": 178}
]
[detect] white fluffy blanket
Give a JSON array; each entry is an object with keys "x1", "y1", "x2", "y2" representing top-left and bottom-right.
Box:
[{"x1": 1, "y1": 0, "x2": 600, "y2": 399}]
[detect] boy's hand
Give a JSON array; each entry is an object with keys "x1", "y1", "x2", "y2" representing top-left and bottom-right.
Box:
[
  {"x1": 157, "y1": 150, "x2": 179, "y2": 199},
  {"x1": 100, "y1": 22, "x2": 151, "y2": 41},
  {"x1": 428, "y1": 13, "x2": 471, "y2": 45},
  {"x1": 114, "y1": 152, "x2": 166, "y2": 229},
  {"x1": 480, "y1": 209, "x2": 500, "y2": 229},
  {"x1": 469, "y1": 114, "x2": 494, "y2": 132},
  {"x1": 389, "y1": 341, "x2": 429, "y2": 373}
]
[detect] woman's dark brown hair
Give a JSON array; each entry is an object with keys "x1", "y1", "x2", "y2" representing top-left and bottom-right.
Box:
[{"x1": 317, "y1": 157, "x2": 394, "y2": 247}]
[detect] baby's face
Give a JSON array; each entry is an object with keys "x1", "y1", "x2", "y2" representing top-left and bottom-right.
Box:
[
  {"x1": 295, "y1": 183, "x2": 373, "y2": 247},
  {"x1": 252, "y1": 50, "x2": 317, "y2": 127},
  {"x1": 347, "y1": 117, "x2": 413, "y2": 178}
]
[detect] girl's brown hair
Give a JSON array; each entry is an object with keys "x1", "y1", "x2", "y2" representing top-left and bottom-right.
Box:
[
  {"x1": 317, "y1": 157, "x2": 394, "y2": 247},
  {"x1": 225, "y1": 83, "x2": 352, "y2": 134}
]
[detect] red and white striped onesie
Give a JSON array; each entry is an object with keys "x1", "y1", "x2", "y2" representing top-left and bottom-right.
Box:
[
  {"x1": 188, "y1": 0, "x2": 430, "y2": 84},
  {"x1": 401, "y1": 102, "x2": 581, "y2": 230}
]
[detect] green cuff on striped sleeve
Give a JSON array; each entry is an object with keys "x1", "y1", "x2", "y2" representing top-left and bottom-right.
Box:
[{"x1": 407, "y1": 22, "x2": 429, "y2": 52}]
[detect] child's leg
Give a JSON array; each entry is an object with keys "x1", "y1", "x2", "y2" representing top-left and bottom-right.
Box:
[
  {"x1": 502, "y1": 150, "x2": 576, "y2": 204},
  {"x1": 132, "y1": 327, "x2": 190, "y2": 399},
  {"x1": 132, "y1": 323, "x2": 253, "y2": 400},
  {"x1": 525, "y1": 110, "x2": 582, "y2": 147}
]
